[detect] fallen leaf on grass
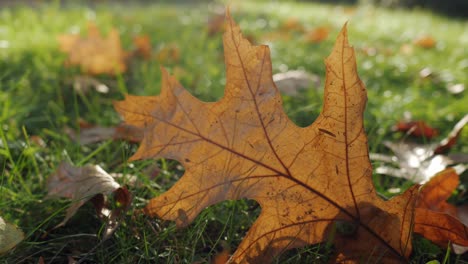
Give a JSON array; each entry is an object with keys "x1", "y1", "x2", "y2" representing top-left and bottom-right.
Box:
[
  {"x1": 304, "y1": 26, "x2": 330, "y2": 43},
  {"x1": 434, "y1": 114, "x2": 468, "y2": 154},
  {"x1": 374, "y1": 141, "x2": 454, "y2": 183},
  {"x1": 414, "y1": 35, "x2": 436, "y2": 49},
  {"x1": 133, "y1": 35, "x2": 152, "y2": 59},
  {"x1": 66, "y1": 123, "x2": 143, "y2": 145},
  {"x1": 115, "y1": 13, "x2": 419, "y2": 263},
  {"x1": 393, "y1": 120, "x2": 439, "y2": 139},
  {"x1": 58, "y1": 22, "x2": 128, "y2": 75},
  {"x1": 0, "y1": 217, "x2": 24, "y2": 255},
  {"x1": 372, "y1": 114, "x2": 468, "y2": 183},
  {"x1": 46, "y1": 162, "x2": 128, "y2": 228},
  {"x1": 415, "y1": 168, "x2": 468, "y2": 254},
  {"x1": 280, "y1": 18, "x2": 305, "y2": 33},
  {"x1": 272, "y1": 70, "x2": 320, "y2": 96}
]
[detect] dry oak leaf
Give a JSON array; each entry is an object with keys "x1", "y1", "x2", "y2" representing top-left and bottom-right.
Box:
[
  {"x1": 58, "y1": 22, "x2": 128, "y2": 75},
  {"x1": 414, "y1": 168, "x2": 468, "y2": 254},
  {"x1": 114, "y1": 14, "x2": 418, "y2": 263}
]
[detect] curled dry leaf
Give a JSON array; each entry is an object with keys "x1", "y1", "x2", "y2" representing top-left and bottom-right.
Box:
[
  {"x1": 415, "y1": 168, "x2": 468, "y2": 253},
  {"x1": 372, "y1": 114, "x2": 468, "y2": 183},
  {"x1": 66, "y1": 123, "x2": 143, "y2": 145},
  {"x1": 0, "y1": 217, "x2": 24, "y2": 255},
  {"x1": 115, "y1": 13, "x2": 418, "y2": 263},
  {"x1": 434, "y1": 114, "x2": 468, "y2": 154},
  {"x1": 58, "y1": 22, "x2": 128, "y2": 75},
  {"x1": 46, "y1": 162, "x2": 121, "y2": 227},
  {"x1": 373, "y1": 141, "x2": 452, "y2": 183}
]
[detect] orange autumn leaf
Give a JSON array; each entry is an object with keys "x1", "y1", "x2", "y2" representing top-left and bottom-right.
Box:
[
  {"x1": 305, "y1": 26, "x2": 330, "y2": 43},
  {"x1": 133, "y1": 35, "x2": 152, "y2": 59},
  {"x1": 114, "y1": 13, "x2": 419, "y2": 263},
  {"x1": 280, "y1": 18, "x2": 305, "y2": 32},
  {"x1": 58, "y1": 22, "x2": 128, "y2": 75},
  {"x1": 414, "y1": 35, "x2": 436, "y2": 49},
  {"x1": 414, "y1": 168, "x2": 468, "y2": 249}
]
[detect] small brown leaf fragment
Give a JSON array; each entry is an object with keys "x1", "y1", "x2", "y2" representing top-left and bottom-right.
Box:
[
  {"x1": 91, "y1": 187, "x2": 132, "y2": 241},
  {"x1": 393, "y1": 120, "x2": 439, "y2": 139},
  {"x1": 58, "y1": 22, "x2": 128, "y2": 75},
  {"x1": 133, "y1": 35, "x2": 152, "y2": 59},
  {"x1": 280, "y1": 18, "x2": 305, "y2": 33},
  {"x1": 66, "y1": 123, "x2": 143, "y2": 145},
  {"x1": 115, "y1": 13, "x2": 417, "y2": 263},
  {"x1": 46, "y1": 162, "x2": 121, "y2": 227},
  {"x1": 212, "y1": 248, "x2": 230, "y2": 264}
]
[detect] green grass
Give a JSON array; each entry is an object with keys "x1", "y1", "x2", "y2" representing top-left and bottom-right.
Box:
[{"x1": 0, "y1": 1, "x2": 467, "y2": 263}]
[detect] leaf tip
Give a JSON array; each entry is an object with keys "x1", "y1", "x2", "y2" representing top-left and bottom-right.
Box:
[
  {"x1": 339, "y1": 21, "x2": 349, "y2": 43},
  {"x1": 225, "y1": 6, "x2": 231, "y2": 19}
]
